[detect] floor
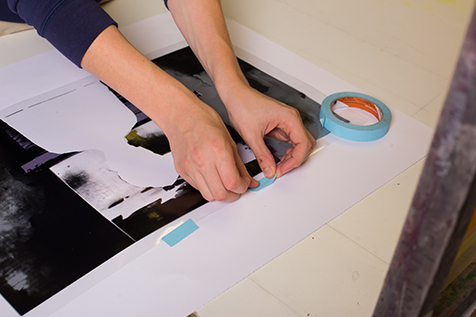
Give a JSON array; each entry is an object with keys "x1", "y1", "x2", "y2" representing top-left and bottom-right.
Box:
[
  {"x1": 1, "y1": 0, "x2": 475, "y2": 316},
  {"x1": 197, "y1": 1, "x2": 475, "y2": 316}
]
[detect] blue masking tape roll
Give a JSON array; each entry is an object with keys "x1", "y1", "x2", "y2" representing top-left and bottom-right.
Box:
[
  {"x1": 162, "y1": 219, "x2": 199, "y2": 247},
  {"x1": 249, "y1": 173, "x2": 277, "y2": 192},
  {"x1": 320, "y1": 92, "x2": 392, "y2": 141}
]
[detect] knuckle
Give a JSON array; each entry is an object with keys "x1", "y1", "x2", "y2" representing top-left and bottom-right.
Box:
[
  {"x1": 189, "y1": 147, "x2": 203, "y2": 163},
  {"x1": 308, "y1": 137, "x2": 317, "y2": 149},
  {"x1": 306, "y1": 137, "x2": 316, "y2": 148},
  {"x1": 255, "y1": 154, "x2": 270, "y2": 166},
  {"x1": 223, "y1": 176, "x2": 240, "y2": 192},
  {"x1": 212, "y1": 137, "x2": 230, "y2": 154},
  {"x1": 287, "y1": 107, "x2": 301, "y2": 118},
  {"x1": 214, "y1": 190, "x2": 229, "y2": 202},
  {"x1": 203, "y1": 193, "x2": 215, "y2": 202}
]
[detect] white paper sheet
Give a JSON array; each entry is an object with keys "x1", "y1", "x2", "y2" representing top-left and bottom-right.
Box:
[{"x1": 0, "y1": 12, "x2": 434, "y2": 317}]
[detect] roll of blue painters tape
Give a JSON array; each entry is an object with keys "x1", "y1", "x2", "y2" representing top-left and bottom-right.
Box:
[{"x1": 320, "y1": 92, "x2": 392, "y2": 141}]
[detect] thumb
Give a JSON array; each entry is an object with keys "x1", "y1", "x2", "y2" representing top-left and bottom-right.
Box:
[{"x1": 247, "y1": 137, "x2": 277, "y2": 179}]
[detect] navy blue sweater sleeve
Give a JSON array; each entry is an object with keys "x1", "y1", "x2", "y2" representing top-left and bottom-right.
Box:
[
  {"x1": 6, "y1": 0, "x2": 117, "y2": 67},
  {"x1": 0, "y1": 0, "x2": 24, "y2": 23},
  {"x1": 2, "y1": 0, "x2": 171, "y2": 67}
]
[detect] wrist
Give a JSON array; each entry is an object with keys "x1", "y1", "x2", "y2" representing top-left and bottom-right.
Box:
[{"x1": 215, "y1": 75, "x2": 252, "y2": 109}]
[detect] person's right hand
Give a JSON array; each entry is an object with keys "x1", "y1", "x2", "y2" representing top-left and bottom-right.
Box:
[
  {"x1": 222, "y1": 85, "x2": 317, "y2": 180},
  {"x1": 164, "y1": 93, "x2": 259, "y2": 202}
]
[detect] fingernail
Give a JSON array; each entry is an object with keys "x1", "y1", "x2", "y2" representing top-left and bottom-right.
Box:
[{"x1": 263, "y1": 167, "x2": 274, "y2": 179}]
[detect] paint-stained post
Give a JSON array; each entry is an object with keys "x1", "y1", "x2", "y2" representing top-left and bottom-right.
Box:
[{"x1": 373, "y1": 4, "x2": 476, "y2": 317}]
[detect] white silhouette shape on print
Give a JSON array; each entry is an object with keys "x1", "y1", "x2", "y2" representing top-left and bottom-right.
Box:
[{"x1": 3, "y1": 79, "x2": 178, "y2": 188}]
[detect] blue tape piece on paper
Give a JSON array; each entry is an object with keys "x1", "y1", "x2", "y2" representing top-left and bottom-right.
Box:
[
  {"x1": 249, "y1": 173, "x2": 277, "y2": 192},
  {"x1": 320, "y1": 92, "x2": 392, "y2": 141},
  {"x1": 162, "y1": 219, "x2": 199, "y2": 247}
]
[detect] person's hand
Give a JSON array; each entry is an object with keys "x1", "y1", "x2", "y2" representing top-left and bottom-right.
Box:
[
  {"x1": 165, "y1": 94, "x2": 259, "y2": 202},
  {"x1": 223, "y1": 85, "x2": 316, "y2": 179}
]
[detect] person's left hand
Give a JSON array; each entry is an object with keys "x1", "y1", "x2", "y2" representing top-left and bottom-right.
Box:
[{"x1": 222, "y1": 85, "x2": 316, "y2": 179}]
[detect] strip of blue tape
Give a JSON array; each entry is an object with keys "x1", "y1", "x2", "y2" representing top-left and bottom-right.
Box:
[
  {"x1": 162, "y1": 219, "x2": 199, "y2": 247},
  {"x1": 249, "y1": 173, "x2": 277, "y2": 192},
  {"x1": 320, "y1": 92, "x2": 392, "y2": 141}
]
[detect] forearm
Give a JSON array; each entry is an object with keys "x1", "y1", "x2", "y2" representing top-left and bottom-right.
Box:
[
  {"x1": 81, "y1": 25, "x2": 203, "y2": 136},
  {"x1": 167, "y1": 0, "x2": 250, "y2": 105},
  {"x1": 168, "y1": 0, "x2": 316, "y2": 179},
  {"x1": 81, "y1": 25, "x2": 255, "y2": 201}
]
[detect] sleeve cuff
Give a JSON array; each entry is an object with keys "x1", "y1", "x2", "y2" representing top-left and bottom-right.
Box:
[{"x1": 17, "y1": 0, "x2": 117, "y2": 67}]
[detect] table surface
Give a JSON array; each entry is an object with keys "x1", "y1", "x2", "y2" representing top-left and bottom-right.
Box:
[{"x1": 0, "y1": 0, "x2": 474, "y2": 316}]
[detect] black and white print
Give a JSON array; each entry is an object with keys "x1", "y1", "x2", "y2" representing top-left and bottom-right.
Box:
[{"x1": 0, "y1": 46, "x2": 327, "y2": 315}]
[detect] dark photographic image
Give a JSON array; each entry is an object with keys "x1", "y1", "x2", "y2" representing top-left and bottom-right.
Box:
[{"x1": 0, "y1": 46, "x2": 327, "y2": 315}]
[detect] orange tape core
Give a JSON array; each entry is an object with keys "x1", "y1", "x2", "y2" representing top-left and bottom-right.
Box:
[{"x1": 334, "y1": 97, "x2": 382, "y2": 121}]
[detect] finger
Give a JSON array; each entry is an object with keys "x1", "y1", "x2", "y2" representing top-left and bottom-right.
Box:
[
  {"x1": 277, "y1": 132, "x2": 316, "y2": 177},
  {"x1": 207, "y1": 166, "x2": 242, "y2": 202},
  {"x1": 245, "y1": 136, "x2": 277, "y2": 179},
  {"x1": 215, "y1": 146, "x2": 250, "y2": 196},
  {"x1": 186, "y1": 143, "x2": 242, "y2": 202},
  {"x1": 233, "y1": 148, "x2": 259, "y2": 189},
  {"x1": 173, "y1": 158, "x2": 216, "y2": 201},
  {"x1": 184, "y1": 164, "x2": 241, "y2": 202},
  {"x1": 184, "y1": 171, "x2": 216, "y2": 202}
]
